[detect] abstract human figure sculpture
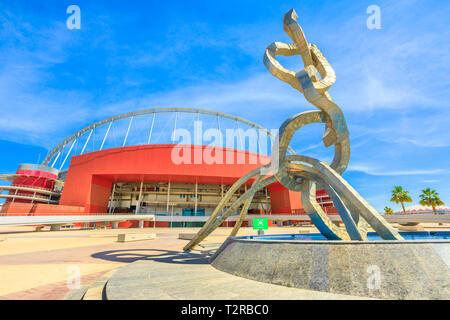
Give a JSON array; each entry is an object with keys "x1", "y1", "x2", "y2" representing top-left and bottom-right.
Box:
[{"x1": 184, "y1": 9, "x2": 402, "y2": 250}]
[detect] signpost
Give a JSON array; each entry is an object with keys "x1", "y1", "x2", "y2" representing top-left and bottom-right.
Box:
[{"x1": 252, "y1": 218, "x2": 268, "y2": 235}]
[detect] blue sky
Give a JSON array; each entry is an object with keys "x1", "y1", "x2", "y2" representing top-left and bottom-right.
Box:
[{"x1": 0, "y1": 0, "x2": 449, "y2": 212}]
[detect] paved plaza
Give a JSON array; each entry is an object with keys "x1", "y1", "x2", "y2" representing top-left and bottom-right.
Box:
[
  {"x1": 0, "y1": 224, "x2": 448, "y2": 299},
  {"x1": 0, "y1": 226, "x2": 310, "y2": 299}
]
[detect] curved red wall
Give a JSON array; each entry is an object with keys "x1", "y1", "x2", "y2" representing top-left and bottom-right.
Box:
[{"x1": 60, "y1": 144, "x2": 280, "y2": 213}]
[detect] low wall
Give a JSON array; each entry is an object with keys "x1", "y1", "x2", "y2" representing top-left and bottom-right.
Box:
[
  {"x1": 32, "y1": 204, "x2": 85, "y2": 215},
  {"x1": 1, "y1": 203, "x2": 85, "y2": 215},
  {"x1": 1, "y1": 202, "x2": 34, "y2": 215},
  {"x1": 210, "y1": 237, "x2": 450, "y2": 299}
]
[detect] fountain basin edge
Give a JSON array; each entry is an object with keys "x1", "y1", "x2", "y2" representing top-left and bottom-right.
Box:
[{"x1": 209, "y1": 233, "x2": 450, "y2": 299}]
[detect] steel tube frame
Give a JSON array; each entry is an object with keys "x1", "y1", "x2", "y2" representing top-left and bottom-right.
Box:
[
  {"x1": 171, "y1": 112, "x2": 178, "y2": 144},
  {"x1": 80, "y1": 130, "x2": 93, "y2": 155},
  {"x1": 59, "y1": 139, "x2": 76, "y2": 171},
  {"x1": 123, "y1": 116, "x2": 133, "y2": 147},
  {"x1": 100, "y1": 121, "x2": 112, "y2": 151},
  {"x1": 147, "y1": 113, "x2": 156, "y2": 144}
]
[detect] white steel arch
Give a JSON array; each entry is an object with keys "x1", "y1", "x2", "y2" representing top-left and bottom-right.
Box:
[{"x1": 42, "y1": 107, "x2": 296, "y2": 167}]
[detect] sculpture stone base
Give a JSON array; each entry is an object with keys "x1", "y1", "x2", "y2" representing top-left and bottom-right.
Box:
[{"x1": 210, "y1": 237, "x2": 450, "y2": 299}]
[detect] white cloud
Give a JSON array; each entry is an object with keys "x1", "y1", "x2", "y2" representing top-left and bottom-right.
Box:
[
  {"x1": 348, "y1": 164, "x2": 449, "y2": 176},
  {"x1": 98, "y1": 73, "x2": 309, "y2": 129}
]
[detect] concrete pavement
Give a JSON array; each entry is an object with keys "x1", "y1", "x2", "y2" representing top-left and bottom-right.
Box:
[
  {"x1": 105, "y1": 251, "x2": 370, "y2": 300},
  {"x1": 1, "y1": 224, "x2": 448, "y2": 299}
]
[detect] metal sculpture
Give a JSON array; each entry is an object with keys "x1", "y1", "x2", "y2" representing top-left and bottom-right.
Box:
[{"x1": 184, "y1": 9, "x2": 402, "y2": 250}]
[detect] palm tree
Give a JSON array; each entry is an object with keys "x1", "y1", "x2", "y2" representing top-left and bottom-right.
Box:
[
  {"x1": 419, "y1": 188, "x2": 444, "y2": 215},
  {"x1": 384, "y1": 206, "x2": 394, "y2": 215},
  {"x1": 390, "y1": 186, "x2": 413, "y2": 215}
]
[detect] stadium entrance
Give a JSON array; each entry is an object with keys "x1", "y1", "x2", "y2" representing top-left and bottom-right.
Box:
[{"x1": 107, "y1": 181, "x2": 271, "y2": 227}]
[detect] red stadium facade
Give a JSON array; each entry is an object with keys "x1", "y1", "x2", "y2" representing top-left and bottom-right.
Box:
[{"x1": 0, "y1": 109, "x2": 337, "y2": 227}]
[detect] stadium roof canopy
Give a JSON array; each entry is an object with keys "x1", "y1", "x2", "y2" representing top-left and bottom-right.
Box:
[{"x1": 42, "y1": 107, "x2": 296, "y2": 171}]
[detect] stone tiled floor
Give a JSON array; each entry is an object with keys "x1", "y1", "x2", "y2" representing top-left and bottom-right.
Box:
[
  {"x1": 105, "y1": 253, "x2": 369, "y2": 300},
  {"x1": 0, "y1": 224, "x2": 448, "y2": 299},
  {"x1": 0, "y1": 226, "x2": 315, "y2": 299}
]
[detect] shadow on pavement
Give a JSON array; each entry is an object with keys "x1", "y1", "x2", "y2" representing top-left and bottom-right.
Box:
[{"x1": 91, "y1": 248, "x2": 216, "y2": 264}]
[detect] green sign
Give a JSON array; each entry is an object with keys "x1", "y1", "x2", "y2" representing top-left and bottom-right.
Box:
[{"x1": 252, "y1": 218, "x2": 268, "y2": 230}]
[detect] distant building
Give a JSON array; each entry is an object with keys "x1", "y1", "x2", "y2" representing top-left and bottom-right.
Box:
[{"x1": 395, "y1": 204, "x2": 450, "y2": 215}]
